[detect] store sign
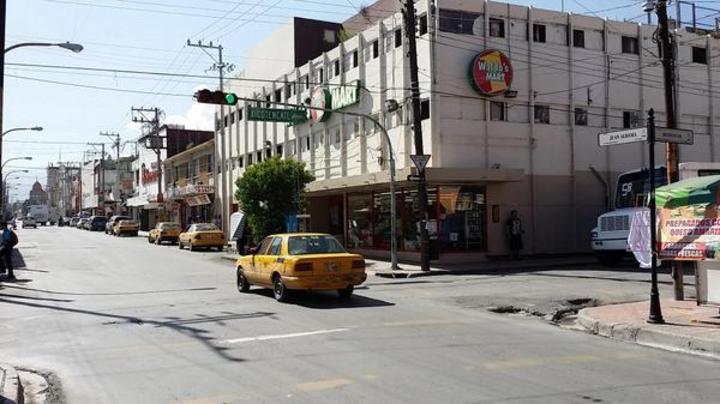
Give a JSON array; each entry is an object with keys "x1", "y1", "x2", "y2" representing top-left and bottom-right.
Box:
[
  {"x1": 141, "y1": 163, "x2": 160, "y2": 184},
  {"x1": 247, "y1": 106, "x2": 307, "y2": 124},
  {"x1": 469, "y1": 50, "x2": 513, "y2": 96},
  {"x1": 309, "y1": 80, "x2": 361, "y2": 123},
  {"x1": 187, "y1": 194, "x2": 211, "y2": 206}
]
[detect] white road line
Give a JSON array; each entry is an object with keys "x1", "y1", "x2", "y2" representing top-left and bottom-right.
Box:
[{"x1": 221, "y1": 328, "x2": 350, "y2": 344}]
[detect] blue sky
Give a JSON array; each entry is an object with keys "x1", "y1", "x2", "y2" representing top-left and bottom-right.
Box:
[{"x1": 3, "y1": 0, "x2": 712, "y2": 199}]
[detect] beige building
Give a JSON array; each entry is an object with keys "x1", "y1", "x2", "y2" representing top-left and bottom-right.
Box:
[{"x1": 214, "y1": 0, "x2": 720, "y2": 262}]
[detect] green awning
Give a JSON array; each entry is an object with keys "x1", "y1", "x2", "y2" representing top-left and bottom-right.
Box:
[{"x1": 655, "y1": 175, "x2": 720, "y2": 208}]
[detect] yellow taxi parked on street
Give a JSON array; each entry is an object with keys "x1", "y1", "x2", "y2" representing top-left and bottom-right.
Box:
[
  {"x1": 148, "y1": 222, "x2": 182, "y2": 245},
  {"x1": 178, "y1": 223, "x2": 225, "y2": 252},
  {"x1": 235, "y1": 233, "x2": 367, "y2": 302},
  {"x1": 113, "y1": 219, "x2": 139, "y2": 236}
]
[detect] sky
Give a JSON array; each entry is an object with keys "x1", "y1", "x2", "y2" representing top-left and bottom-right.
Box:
[{"x1": 4, "y1": 0, "x2": 717, "y2": 200}]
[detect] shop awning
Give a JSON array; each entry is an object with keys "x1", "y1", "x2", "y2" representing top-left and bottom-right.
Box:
[
  {"x1": 126, "y1": 195, "x2": 148, "y2": 207},
  {"x1": 656, "y1": 175, "x2": 720, "y2": 208}
]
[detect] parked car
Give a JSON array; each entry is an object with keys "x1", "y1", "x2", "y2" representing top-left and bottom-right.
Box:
[
  {"x1": 70, "y1": 217, "x2": 80, "y2": 227},
  {"x1": 88, "y1": 216, "x2": 108, "y2": 231},
  {"x1": 235, "y1": 233, "x2": 367, "y2": 302},
  {"x1": 77, "y1": 218, "x2": 89, "y2": 229},
  {"x1": 22, "y1": 216, "x2": 37, "y2": 229},
  {"x1": 178, "y1": 223, "x2": 225, "y2": 251},
  {"x1": 113, "y1": 220, "x2": 139, "y2": 236},
  {"x1": 148, "y1": 222, "x2": 181, "y2": 245},
  {"x1": 106, "y1": 215, "x2": 131, "y2": 234}
]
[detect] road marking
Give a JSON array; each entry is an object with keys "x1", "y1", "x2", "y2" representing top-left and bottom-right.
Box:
[
  {"x1": 221, "y1": 328, "x2": 349, "y2": 344},
  {"x1": 179, "y1": 395, "x2": 241, "y2": 404},
  {"x1": 296, "y1": 378, "x2": 353, "y2": 392},
  {"x1": 382, "y1": 319, "x2": 464, "y2": 327}
]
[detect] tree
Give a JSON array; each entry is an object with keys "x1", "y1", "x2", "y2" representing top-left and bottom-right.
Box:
[{"x1": 235, "y1": 157, "x2": 315, "y2": 243}]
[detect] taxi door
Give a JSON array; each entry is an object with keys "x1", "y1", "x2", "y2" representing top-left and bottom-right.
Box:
[
  {"x1": 254, "y1": 237, "x2": 284, "y2": 287},
  {"x1": 246, "y1": 237, "x2": 273, "y2": 284}
]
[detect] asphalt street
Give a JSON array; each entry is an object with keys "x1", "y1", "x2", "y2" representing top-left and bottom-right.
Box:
[{"x1": 1, "y1": 226, "x2": 719, "y2": 404}]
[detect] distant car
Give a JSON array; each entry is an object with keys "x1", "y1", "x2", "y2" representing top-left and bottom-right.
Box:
[
  {"x1": 22, "y1": 216, "x2": 37, "y2": 229},
  {"x1": 235, "y1": 233, "x2": 367, "y2": 302},
  {"x1": 77, "y1": 218, "x2": 89, "y2": 229},
  {"x1": 88, "y1": 216, "x2": 108, "y2": 231},
  {"x1": 178, "y1": 223, "x2": 225, "y2": 252},
  {"x1": 69, "y1": 217, "x2": 80, "y2": 227},
  {"x1": 106, "y1": 215, "x2": 131, "y2": 235},
  {"x1": 113, "y1": 220, "x2": 139, "y2": 236},
  {"x1": 148, "y1": 222, "x2": 181, "y2": 245}
]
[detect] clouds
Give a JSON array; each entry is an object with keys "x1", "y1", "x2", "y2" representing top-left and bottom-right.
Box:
[{"x1": 165, "y1": 103, "x2": 215, "y2": 130}]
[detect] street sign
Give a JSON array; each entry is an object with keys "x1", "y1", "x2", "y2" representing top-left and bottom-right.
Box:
[
  {"x1": 656, "y1": 127, "x2": 694, "y2": 145},
  {"x1": 410, "y1": 154, "x2": 431, "y2": 171},
  {"x1": 598, "y1": 128, "x2": 648, "y2": 146},
  {"x1": 407, "y1": 174, "x2": 422, "y2": 182},
  {"x1": 247, "y1": 106, "x2": 307, "y2": 124}
]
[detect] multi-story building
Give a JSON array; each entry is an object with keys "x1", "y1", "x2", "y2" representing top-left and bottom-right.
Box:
[
  {"x1": 127, "y1": 125, "x2": 214, "y2": 230},
  {"x1": 164, "y1": 139, "x2": 215, "y2": 229},
  {"x1": 213, "y1": 0, "x2": 720, "y2": 262},
  {"x1": 47, "y1": 163, "x2": 82, "y2": 217}
]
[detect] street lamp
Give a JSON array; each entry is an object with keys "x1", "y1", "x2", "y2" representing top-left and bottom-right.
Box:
[
  {"x1": 4, "y1": 41, "x2": 84, "y2": 55},
  {"x1": 3, "y1": 169, "x2": 29, "y2": 183},
  {"x1": 1, "y1": 156, "x2": 32, "y2": 170},
  {"x1": 2, "y1": 126, "x2": 42, "y2": 138}
]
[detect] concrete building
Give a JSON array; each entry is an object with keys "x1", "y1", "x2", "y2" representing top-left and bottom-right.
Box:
[
  {"x1": 214, "y1": 0, "x2": 720, "y2": 262},
  {"x1": 127, "y1": 125, "x2": 213, "y2": 230},
  {"x1": 47, "y1": 163, "x2": 82, "y2": 217},
  {"x1": 164, "y1": 139, "x2": 215, "y2": 229}
]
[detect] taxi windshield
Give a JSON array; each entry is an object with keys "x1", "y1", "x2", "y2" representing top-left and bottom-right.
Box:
[
  {"x1": 159, "y1": 223, "x2": 180, "y2": 229},
  {"x1": 288, "y1": 235, "x2": 346, "y2": 255},
  {"x1": 194, "y1": 224, "x2": 218, "y2": 231}
]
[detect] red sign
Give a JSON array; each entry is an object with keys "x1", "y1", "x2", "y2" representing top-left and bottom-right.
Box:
[
  {"x1": 469, "y1": 49, "x2": 513, "y2": 96},
  {"x1": 142, "y1": 168, "x2": 159, "y2": 184}
]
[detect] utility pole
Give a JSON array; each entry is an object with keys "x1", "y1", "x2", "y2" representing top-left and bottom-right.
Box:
[
  {"x1": 131, "y1": 107, "x2": 164, "y2": 224},
  {"x1": 101, "y1": 131, "x2": 121, "y2": 214},
  {"x1": 653, "y1": 0, "x2": 684, "y2": 300},
  {"x1": 88, "y1": 143, "x2": 105, "y2": 215},
  {"x1": 0, "y1": 0, "x2": 7, "y2": 221},
  {"x1": 187, "y1": 39, "x2": 234, "y2": 238},
  {"x1": 404, "y1": 0, "x2": 431, "y2": 271}
]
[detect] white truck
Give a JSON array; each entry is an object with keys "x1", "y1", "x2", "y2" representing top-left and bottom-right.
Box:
[
  {"x1": 591, "y1": 162, "x2": 720, "y2": 266},
  {"x1": 28, "y1": 204, "x2": 49, "y2": 226}
]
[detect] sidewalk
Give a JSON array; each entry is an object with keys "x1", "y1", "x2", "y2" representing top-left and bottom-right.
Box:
[
  {"x1": 0, "y1": 362, "x2": 22, "y2": 404},
  {"x1": 578, "y1": 299, "x2": 720, "y2": 360}
]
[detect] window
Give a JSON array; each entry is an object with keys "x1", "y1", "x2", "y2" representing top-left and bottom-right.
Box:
[
  {"x1": 237, "y1": 108, "x2": 243, "y2": 121},
  {"x1": 623, "y1": 111, "x2": 640, "y2": 128},
  {"x1": 419, "y1": 14, "x2": 428, "y2": 36},
  {"x1": 256, "y1": 237, "x2": 273, "y2": 255},
  {"x1": 265, "y1": 95, "x2": 271, "y2": 108},
  {"x1": 334, "y1": 59, "x2": 340, "y2": 76},
  {"x1": 276, "y1": 144, "x2": 283, "y2": 156},
  {"x1": 573, "y1": 29, "x2": 585, "y2": 48},
  {"x1": 692, "y1": 46, "x2": 707, "y2": 64},
  {"x1": 305, "y1": 136, "x2": 311, "y2": 151},
  {"x1": 247, "y1": 154, "x2": 253, "y2": 166},
  {"x1": 439, "y1": 9, "x2": 480, "y2": 34},
  {"x1": 268, "y1": 237, "x2": 283, "y2": 256},
  {"x1": 490, "y1": 101, "x2": 506, "y2": 121},
  {"x1": 223, "y1": 115, "x2": 229, "y2": 127},
  {"x1": 534, "y1": 105, "x2": 550, "y2": 124},
  {"x1": 229, "y1": 111, "x2": 235, "y2": 125},
  {"x1": 274, "y1": 88, "x2": 282, "y2": 103},
  {"x1": 621, "y1": 36, "x2": 639, "y2": 54},
  {"x1": 394, "y1": 29, "x2": 402, "y2": 48},
  {"x1": 489, "y1": 18, "x2": 505, "y2": 38},
  {"x1": 334, "y1": 128, "x2": 341, "y2": 144},
  {"x1": 237, "y1": 156, "x2": 243, "y2": 168},
  {"x1": 317, "y1": 67, "x2": 324, "y2": 83},
  {"x1": 256, "y1": 151, "x2": 263, "y2": 163},
  {"x1": 285, "y1": 84, "x2": 291, "y2": 99},
  {"x1": 352, "y1": 50, "x2": 358, "y2": 68},
  {"x1": 372, "y1": 40, "x2": 379, "y2": 58},
  {"x1": 420, "y1": 99, "x2": 430, "y2": 120},
  {"x1": 574, "y1": 107, "x2": 588, "y2": 126},
  {"x1": 532, "y1": 24, "x2": 546, "y2": 43}
]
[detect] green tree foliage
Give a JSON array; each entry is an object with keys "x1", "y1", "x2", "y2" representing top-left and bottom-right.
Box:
[{"x1": 235, "y1": 157, "x2": 315, "y2": 243}]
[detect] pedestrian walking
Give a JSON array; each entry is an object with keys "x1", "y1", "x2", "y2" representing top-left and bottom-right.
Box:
[
  {"x1": 2, "y1": 222, "x2": 19, "y2": 281},
  {"x1": 505, "y1": 210, "x2": 524, "y2": 259}
]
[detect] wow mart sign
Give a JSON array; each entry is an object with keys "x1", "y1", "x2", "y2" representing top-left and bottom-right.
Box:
[{"x1": 310, "y1": 80, "x2": 361, "y2": 122}]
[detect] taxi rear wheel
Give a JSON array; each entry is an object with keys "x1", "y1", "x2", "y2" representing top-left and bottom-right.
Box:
[
  {"x1": 273, "y1": 276, "x2": 290, "y2": 302},
  {"x1": 189, "y1": 243, "x2": 196, "y2": 252},
  {"x1": 338, "y1": 286, "x2": 354, "y2": 299},
  {"x1": 178, "y1": 241, "x2": 184, "y2": 250},
  {"x1": 236, "y1": 269, "x2": 250, "y2": 293}
]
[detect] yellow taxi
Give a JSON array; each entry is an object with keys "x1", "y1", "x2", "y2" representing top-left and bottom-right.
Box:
[
  {"x1": 113, "y1": 219, "x2": 139, "y2": 236},
  {"x1": 178, "y1": 223, "x2": 225, "y2": 252},
  {"x1": 148, "y1": 222, "x2": 182, "y2": 245},
  {"x1": 235, "y1": 233, "x2": 367, "y2": 302}
]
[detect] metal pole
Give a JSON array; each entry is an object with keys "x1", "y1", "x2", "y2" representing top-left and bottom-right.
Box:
[
  {"x1": 0, "y1": 0, "x2": 7, "y2": 221},
  {"x1": 647, "y1": 109, "x2": 665, "y2": 324},
  {"x1": 378, "y1": 125, "x2": 398, "y2": 270}
]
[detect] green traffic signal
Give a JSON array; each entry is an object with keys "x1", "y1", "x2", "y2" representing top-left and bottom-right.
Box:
[
  {"x1": 225, "y1": 93, "x2": 238, "y2": 105},
  {"x1": 193, "y1": 89, "x2": 239, "y2": 105}
]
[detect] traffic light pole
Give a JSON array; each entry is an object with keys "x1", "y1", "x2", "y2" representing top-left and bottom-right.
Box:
[
  {"x1": 0, "y1": 0, "x2": 7, "y2": 221},
  {"x1": 647, "y1": 109, "x2": 665, "y2": 324}
]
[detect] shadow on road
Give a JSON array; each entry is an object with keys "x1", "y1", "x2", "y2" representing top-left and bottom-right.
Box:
[
  {"x1": 0, "y1": 296, "x2": 248, "y2": 363},
  {"x1": 247, "y1": 288, "x2": 395, "y2": 309},
  {"x1": 0, "y1": 293, "x2": 73, "y2": 303},
  {"x1": 0, "y1": 284, "x2": 217, "y2": 296}
]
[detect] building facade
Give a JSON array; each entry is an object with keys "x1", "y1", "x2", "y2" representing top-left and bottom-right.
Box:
[
  {"x1": 164, "y1": 140, "x2": 215, "y2": 229},
  {"x1": 213, "y1": 0, "x2": 720, "y2": 262}
]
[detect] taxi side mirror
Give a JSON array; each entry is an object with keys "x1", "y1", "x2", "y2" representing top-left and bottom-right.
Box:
[{"x1": 248, "y1": 247, "x2": 257, "y2": 255}]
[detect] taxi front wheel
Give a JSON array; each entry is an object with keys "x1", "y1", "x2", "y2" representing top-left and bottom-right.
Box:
[{"x1": 236, "y1": 270, "x2": 250, "y2": 293}]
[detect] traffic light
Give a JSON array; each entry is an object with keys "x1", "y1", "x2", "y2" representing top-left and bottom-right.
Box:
[{"x1": 193, "y1": 89, "x2": 239, "y2": 105}]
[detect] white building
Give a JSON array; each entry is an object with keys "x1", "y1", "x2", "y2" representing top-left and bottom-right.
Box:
[{"x1": 214, "y1": 0, "x2": 720, "y2": 262}]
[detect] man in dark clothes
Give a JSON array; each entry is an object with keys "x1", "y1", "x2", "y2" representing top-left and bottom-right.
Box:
[
  {"x1": 505, "y1": 210, "x2": 524, "y2": 259},
  {"x1": 2, "y1": 222, "x2": 19, "y2": 281}
]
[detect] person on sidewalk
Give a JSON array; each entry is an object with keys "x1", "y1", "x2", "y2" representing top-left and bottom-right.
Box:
[
  {"x1": 2, "y1": 222, "x2": 19, "y2": 281},
  {"x1": 505, "y1": 210, "x2": 524, "y2": 260}
]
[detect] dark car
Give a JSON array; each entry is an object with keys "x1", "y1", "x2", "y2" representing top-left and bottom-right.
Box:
[
  {"x1": 89, "y1": 216, "x2": 108, "y2": 231},
  {"x1": 106, "y1": 215, "x2": 131, "y2": 235}
]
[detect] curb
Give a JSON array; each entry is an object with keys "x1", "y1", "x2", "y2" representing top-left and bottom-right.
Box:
[
  {"x1": 577, "y1": 308, "x2": 720, "y2": 360},
  {"x1": 0, "y1": 363, "x2": 23, "y2": 404}
]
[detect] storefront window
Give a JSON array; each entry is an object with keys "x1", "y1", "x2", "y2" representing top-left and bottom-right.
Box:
[
  {"x1": 438, "y1": 186, "x2": 486, "y2": 251},
  {"x1": 347, "y1": 193, "x2": 373, "y2": 248}
]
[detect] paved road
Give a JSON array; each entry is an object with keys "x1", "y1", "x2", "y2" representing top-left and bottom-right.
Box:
[{"x1": 1, "y1": 226, "x2": 719, "y2": 404}]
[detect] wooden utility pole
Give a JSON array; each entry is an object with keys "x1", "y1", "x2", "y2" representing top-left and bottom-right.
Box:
[{"x1": 404, "y1": 0, "x2": 431, "y2": 271}]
